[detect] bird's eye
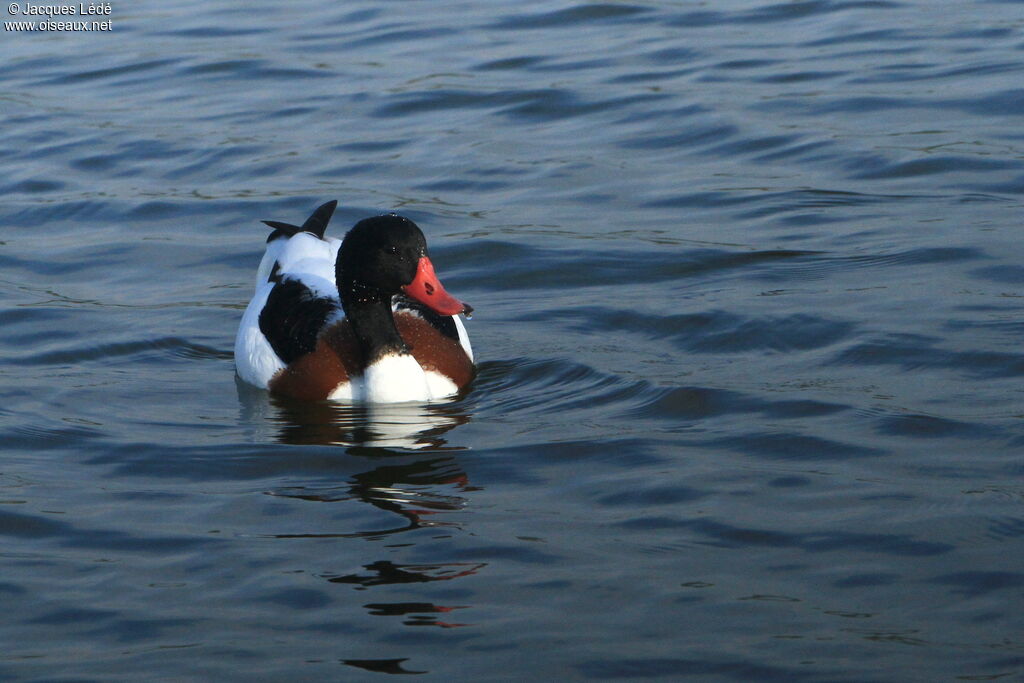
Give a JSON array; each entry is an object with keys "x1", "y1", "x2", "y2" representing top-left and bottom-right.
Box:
[{"x1": 385, "y1": 245, "x2": 399, "y2": 255}]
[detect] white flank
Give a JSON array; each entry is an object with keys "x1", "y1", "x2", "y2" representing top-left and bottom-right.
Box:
[
  {"x1": 234, "y1": 281, "x2": 285, "y2": 388},
  {"x1": 326, "y1": 353, "x2": 459, "y2": 403},
  {"x1": 364, "y1": 354, "x2": 432, "y2": 403},
  {"x1": 237, "y1": 230, "x2": 341, "y2": 388},
  {"x1": 452, "y1": 314, "x2": 474, "y2": 362},
  {"x1": 424, "y1": 369, "x2": 460, "y2": 399}
]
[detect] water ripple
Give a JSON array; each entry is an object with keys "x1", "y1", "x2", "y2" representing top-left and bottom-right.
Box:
[
  {"x1": 2, "y1": 0, "x2": 1023, "y2": 679},
  {"x1": 834, "y1": 334, "x2": 1024, "y2": 379},
  {"x1": 533, "y1": 307, "x2": 855, "y2": 354},
  {"x1": 490, "y1": 4, "x2": 650, "y2": 29}
]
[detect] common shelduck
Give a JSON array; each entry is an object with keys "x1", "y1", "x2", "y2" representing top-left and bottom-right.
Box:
[{"x1": 234, "y1": 201, "x2": 474, "y2": 402}]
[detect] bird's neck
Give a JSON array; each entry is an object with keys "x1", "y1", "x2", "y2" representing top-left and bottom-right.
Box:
[{"x1": 339, "y1": 281, "x2": 409, "y2": 365}]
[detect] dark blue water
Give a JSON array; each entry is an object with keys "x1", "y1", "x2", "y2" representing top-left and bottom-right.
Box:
[{"x1": 3, "y1": 1, "x2": 1024, "y2": 680}]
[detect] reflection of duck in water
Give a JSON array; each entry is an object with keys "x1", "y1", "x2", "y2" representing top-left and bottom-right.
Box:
[
  {"x1": 326, "y1": 560, "x2": 485, "y2": 587},
  {"x1": 235, "y1": 200, "x2": 475, "y2": 403},
  {"x1": 267, "y1": 394, "x2": 471, "y2": 449},
  {"x1": 268, "y1": 453, "x2": 474, "y2": 539},
  {"x1": 268, "y1": 453, "x2": 484, "y2": 631}
]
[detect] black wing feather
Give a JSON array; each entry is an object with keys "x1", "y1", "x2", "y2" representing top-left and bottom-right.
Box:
[
  {"x1": 262, "y1": 200, "x2": 339, "y2": 242},
  {"x1": 301, "y1": 200, "x2": 338, "y2": 239},
  {"x1": 262, "y1": 220, "x2": 303, "y2": 243},
  {"x1": 259, "y1": 279, "x2": 340, "y2": 364}
]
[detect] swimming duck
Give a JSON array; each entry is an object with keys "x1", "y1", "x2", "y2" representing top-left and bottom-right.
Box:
[{"x1": 234, "y1": 200, "x2": 474, "y2": 402}]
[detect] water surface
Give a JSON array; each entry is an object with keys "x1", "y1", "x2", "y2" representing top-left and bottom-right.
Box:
[{"x1": 2, "y1": 0, "x2": 1024, "y2": 680}]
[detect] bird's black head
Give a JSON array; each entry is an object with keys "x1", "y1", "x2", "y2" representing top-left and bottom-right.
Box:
[
  {"x1": 336, "y1": 213, "x2": 469, "y2": 317},
  {"x1": 337, "y1": 214, "x2": 426, "y2": 295}
]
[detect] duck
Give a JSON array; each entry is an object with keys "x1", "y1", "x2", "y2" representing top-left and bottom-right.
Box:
[{"x1": 234, "y1": 200, "x2": 474, "y2": 403}]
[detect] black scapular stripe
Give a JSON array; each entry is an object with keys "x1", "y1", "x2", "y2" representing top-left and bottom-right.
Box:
[{"x1": 259, "y1": 278, "x2": 341, "y2": 364}]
